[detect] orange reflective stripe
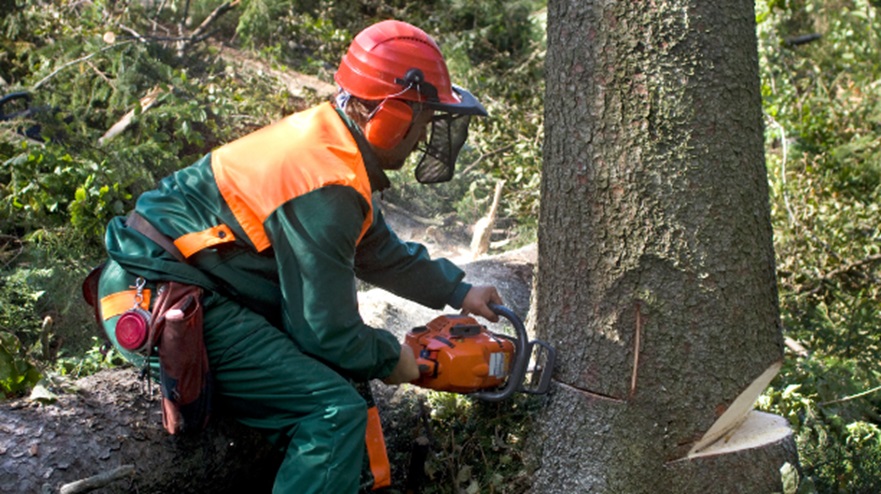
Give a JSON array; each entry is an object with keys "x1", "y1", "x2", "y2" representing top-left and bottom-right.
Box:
[
  {"x1": 173, "y1": 224, "x2": 236, "y2": 259},
  {"x1": 365, "y1": 406, "x2": 391, "y2": 489},
  {"x1": 99, "y1": 289, "x2": 151, "y2": 320},
  {"x1": 211, "y1": 103, "x2": 374, "y2": 252}
]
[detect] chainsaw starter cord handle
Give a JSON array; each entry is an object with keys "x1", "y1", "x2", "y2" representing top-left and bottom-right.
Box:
[{"x1": 473, "y1": 303, "x2": 530, "y2": 402}]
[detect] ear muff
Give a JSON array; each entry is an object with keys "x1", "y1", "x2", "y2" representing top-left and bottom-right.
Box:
[{"x1": 365, "y1": 99, "x2": 413, "y2": 150}]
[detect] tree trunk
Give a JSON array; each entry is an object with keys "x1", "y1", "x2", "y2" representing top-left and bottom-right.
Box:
[{"x1": 532, "y1": 0, "x2": 797, "y2": 491}]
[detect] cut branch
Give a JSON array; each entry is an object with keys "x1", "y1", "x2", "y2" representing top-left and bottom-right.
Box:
[
  {"x1": 98, "y1": 85, "x2": 166, "y2": 145},
  {"x1": 59, "y1": 465, "x2": 135, "y2": 494},
  {"x1": 118, "y1": 24, "x2": 148, "y2": 43},
  {"x1": 783, "y1": 336, "x2": 809, "y2": 358},
  {"x1": 470, "y1": 180, "x2": 505, "y2": 260}
]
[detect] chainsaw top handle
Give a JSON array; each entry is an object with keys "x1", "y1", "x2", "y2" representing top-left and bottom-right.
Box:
[{"x1": 472, "y1": 303, "x2": 530, "y2": 402}]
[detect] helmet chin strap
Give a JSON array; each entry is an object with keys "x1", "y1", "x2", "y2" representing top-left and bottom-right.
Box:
[{"x1": 334, "y1": 88, "x2": 352, "y2": 109}]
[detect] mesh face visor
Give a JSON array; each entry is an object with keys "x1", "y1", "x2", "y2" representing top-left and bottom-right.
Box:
[
  {"x1": 414, "y1": 113, "x2": 472, "y2": 184},
  {"x1": 414, "y1": 85, "x2": 486, "y2": 184}
]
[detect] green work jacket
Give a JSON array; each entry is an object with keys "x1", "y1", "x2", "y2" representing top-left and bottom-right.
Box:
[{"x1": 104, "y1": 103, "x2": 470, "y2": 381}]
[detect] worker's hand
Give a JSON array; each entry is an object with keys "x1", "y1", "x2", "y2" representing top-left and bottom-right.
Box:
[
  {"x1": 460, "y1": 285, "x2": 504, "y2": 323},
  {"x1": 382, "y1": 345, "x2": 420, "y2": 385}
]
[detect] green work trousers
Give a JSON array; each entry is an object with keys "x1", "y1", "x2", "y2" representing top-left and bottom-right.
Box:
[{"x1": 98, "y1": 260, "x2": 369, "y2": 494}]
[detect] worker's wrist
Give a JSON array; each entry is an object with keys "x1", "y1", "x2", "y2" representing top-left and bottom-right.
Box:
[
  {"x1": 447, "y1": 282, "x2": 472, "y2": 310},
  {"x1": 376, "y1": 338, "x2": 402, "y2": 380},
  {"x1": 382, "y1": 345, "x2": 419, "y2": 384}
]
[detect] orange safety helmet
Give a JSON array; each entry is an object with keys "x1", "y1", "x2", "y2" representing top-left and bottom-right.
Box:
[
  {"x1": 335, "y1": 20, "x2": 486, "y2": 182},
  {"x1": 336, "y1": 20, "x2": 469, "y2": 108}
]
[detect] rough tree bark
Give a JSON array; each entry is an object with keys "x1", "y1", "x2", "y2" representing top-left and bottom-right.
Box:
[{"x1": 530, "y1": 0, "x2": 797, "y2": 492}]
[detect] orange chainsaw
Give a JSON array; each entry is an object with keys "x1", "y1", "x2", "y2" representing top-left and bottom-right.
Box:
[{"x1": 404, "y1": 303, "x2": 556, "y2": 401}]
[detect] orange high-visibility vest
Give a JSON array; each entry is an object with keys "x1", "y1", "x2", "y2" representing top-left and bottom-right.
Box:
[{"x1": 211, "y1": 103, "x2": 374, "y2": 252}]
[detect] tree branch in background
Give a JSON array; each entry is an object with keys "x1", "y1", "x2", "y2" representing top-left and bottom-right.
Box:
[
  {"x1": 31, "y1": 41, "x2": 133, "y2": 91},
  {"x1": 118, "y1": 24, "x2": 148, "y2": 43},
  {"x1": 0, "y1": 234, "x2": 25, "y2": 271},
  {"x1": 460, "y1": 143, "x2": 514, "y2": 176},
  {"x1": 820, "y1": 253, "x2": 881, "y2": 281},
  {"x1": 177, "y1": 0, "x2": 241, "y2": 52},
  {"x1": 821, "y1": 384, "x2": 881, "y2": 407},
  {"x1": 765, "y1": 114, "x2": 797, "y2": 228},
  {"x1": 800, "y1": 253, "x2": 881, "y2": 295}
]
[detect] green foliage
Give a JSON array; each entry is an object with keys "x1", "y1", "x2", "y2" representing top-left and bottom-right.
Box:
[
  {"x1": 0, "y1": 331, "x2": 42, "y2": 398},
  {"x1": 54, "y1": 336, "x2": 126, "y2": 379},
  {"x1": 761, "y1": 376, "x2": 881, "y2": 493},
  {"x1": 1, "y1": 0, "x2": 311, "y2": 241},
  {"x1": 0, "y1": 268, "x2": 46, "y2": 347},
  {"x1": 237, "y1": 0, "x2": 352, "y2": 74},
  {"x1": 418, "y1": 392, "x2": 542, "y2": 494},
  {"x1": 759, "y1": 0, "x2": 881, "y2": 491},
  {"x1": 1, "y1": 142, "x2": 123, "y2": 237},
  {"x1": 1, "y1": 0, "x2": 316, "y2": 386},
  {"x1": 70, "y1": 172, "x2": 131, "y2": 240},
  {"x1": 0, "y1": 271, "x2": 45, "y2": 398}
]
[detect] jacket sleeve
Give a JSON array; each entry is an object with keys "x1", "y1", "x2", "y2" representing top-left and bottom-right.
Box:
[
  {"x1": 354, "y1": 199, "x2": 471, "y2": 310},
  {"x1": 264, "y1": 185, "x2": 401, "y2": 381}
]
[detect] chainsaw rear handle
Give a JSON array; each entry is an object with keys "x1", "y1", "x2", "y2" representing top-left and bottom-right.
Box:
[{"x1": 471, "y1": 303, "x2": 530, "y2": 402}]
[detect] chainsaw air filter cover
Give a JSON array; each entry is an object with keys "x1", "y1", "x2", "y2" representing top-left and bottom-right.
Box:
[{"x1": 405, "y1": 314, "x2": 515, "y2": 394}]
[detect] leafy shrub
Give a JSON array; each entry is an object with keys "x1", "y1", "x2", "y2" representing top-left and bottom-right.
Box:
[
  {"x1": 759, "y1": 0, "x2": 881, "y2": 491},
  {"x1": 54, "y1": 336, "x2": 126, "y2": 379},
  {"x1": 0, "y1": 331, "x2": 41, "y2": 398},
  {"x1": 0, "y1": 269, "x2": 46, "y2": 347},
  {"x1": 0, "y1": 0, "x2": 317, "y2": 383},
  {"x1": 418, "y1": 392, "x2": 543, "y2": 494},
  {"x1": 0, "y1": 270, "x2": 45, "y2": 397}
]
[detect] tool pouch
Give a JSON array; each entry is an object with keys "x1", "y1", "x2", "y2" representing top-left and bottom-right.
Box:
[{"x1": 149, "y1": 281, "x2": 212, "y2": 435}]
